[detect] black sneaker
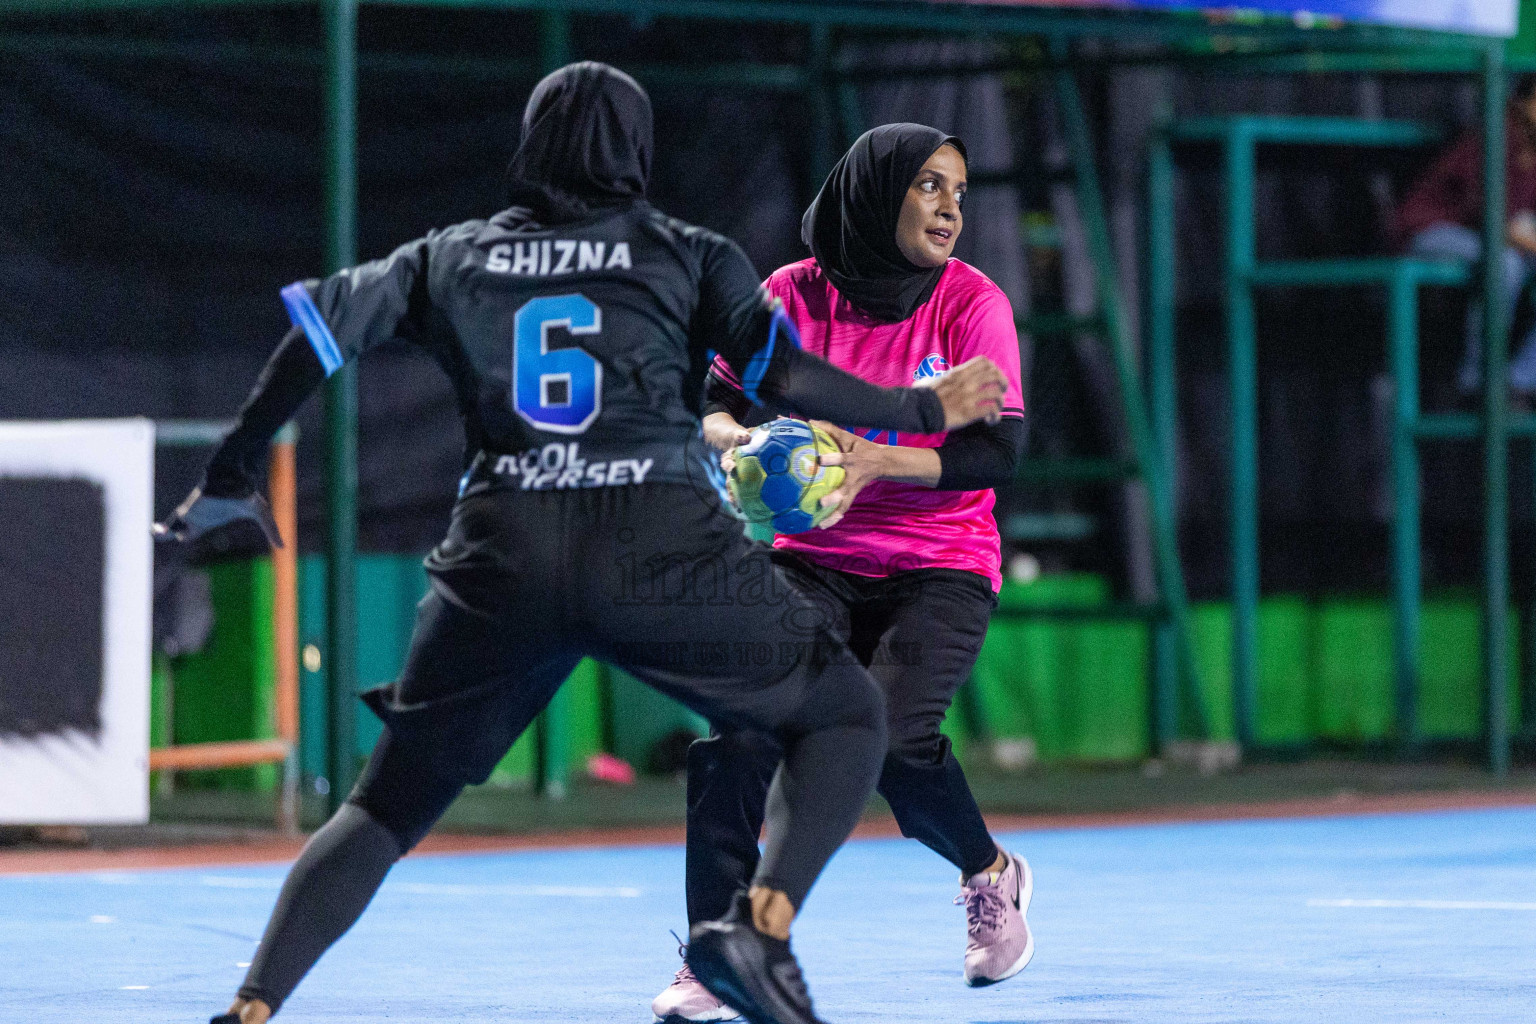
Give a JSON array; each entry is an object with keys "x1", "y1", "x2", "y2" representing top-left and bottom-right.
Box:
[
  {"x1": 209, "y1": 1015, "x2": 240, "y2": 1023},
  {"x1": 687, "y1": 893, "x2": 827, "y2": 1024}
]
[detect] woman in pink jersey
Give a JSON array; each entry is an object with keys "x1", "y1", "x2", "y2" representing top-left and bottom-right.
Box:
[{"x1": 653, "y1": 124, "x2": 1029, "y2": 1024}]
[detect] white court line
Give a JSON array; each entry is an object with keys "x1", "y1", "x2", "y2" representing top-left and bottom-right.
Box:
[
  {"x1": 1309, "y1": 898, "x2": 1536, "y2": 911},
  {"x1": 389, "y1": 882, "x2": 643, "y2": 899},
  {"x1": 195, "y1": 875, "x2": 642, "y2": 898},
  {"x1": 195, "y1": 876, "x2": 280, "y2": 889},
  {"x1": 37, "y1": 871, "x2": 643, "y2": 899}
]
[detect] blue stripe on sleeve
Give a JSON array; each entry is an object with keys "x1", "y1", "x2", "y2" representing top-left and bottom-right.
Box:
[
  {"x1": 280, "y1": 281, "x2": 345, "y2": 377},
  {"x1": 742, "y1": 300, "x2": 801, "y2": 404}
]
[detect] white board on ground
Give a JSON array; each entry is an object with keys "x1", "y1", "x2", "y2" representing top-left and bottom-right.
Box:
[{"x1": 0, "y1": 420, "x2": 153, "y2": 824}]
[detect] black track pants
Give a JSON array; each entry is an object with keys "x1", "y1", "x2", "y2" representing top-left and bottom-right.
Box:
[
  {"x1": 235, "y1": 484, "x2": 885, "y2": 1013},
  {"x1": 686, "y1": 552, "x2": 999, "y2": 925},
  {"x1": 236, "y1": 804, "x2": 402, "y2": 1012}
]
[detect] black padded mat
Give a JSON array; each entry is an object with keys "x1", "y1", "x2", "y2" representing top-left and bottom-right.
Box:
[{"x1": 0, "y1": 477, "x2": 106, "y2": 741}]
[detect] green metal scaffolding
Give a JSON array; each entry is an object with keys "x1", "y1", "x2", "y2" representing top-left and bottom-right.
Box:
[{"x1": 1146, "y1": 48, "x2": 1522, "y2": 773}]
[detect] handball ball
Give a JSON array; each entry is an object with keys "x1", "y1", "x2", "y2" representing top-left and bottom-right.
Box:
[{"x1": 728, "y1": 418, "x2": 845, "y2": 535}]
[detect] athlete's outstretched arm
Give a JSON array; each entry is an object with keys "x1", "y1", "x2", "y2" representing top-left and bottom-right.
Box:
[
  {"x1": 203, "y1": 328, "x2": 327, "y2": 500},
  {"x1": 716, "y1": 295, "x2": 1006, "y2": 434},
  {"x1": 154, "y1": 326, "x2": 325, "y2": 547},
  {"x1": 158, "y1": 236, "x2": 432, "y2": 546}
]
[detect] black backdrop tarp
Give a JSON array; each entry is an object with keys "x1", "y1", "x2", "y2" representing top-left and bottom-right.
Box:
[{"x1": 0, "y1": 9, "x2": 1521, "y2": 598}]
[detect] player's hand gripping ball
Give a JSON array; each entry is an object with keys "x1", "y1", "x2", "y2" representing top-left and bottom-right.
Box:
[{"x1": 727, "y1": 418, "x2": 845, "y2": 534}]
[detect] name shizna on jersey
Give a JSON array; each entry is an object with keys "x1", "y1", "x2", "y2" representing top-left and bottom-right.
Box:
[
  {"x1": 486, "y1": 240, "x2": 633, "y2": 276},
  {"x1": 492, "y1": 442, "x2": 654, "y2": 490}
]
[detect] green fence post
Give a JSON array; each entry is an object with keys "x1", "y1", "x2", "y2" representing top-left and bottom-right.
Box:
[
  {"x1": 807, "y1": 21, "x2": 835, "y2": 194},
  {"x1": 537, "y1": 675, "x2": 571, "y2": 799},
  {"x1": 1527, "y1": 439, "x2": 1536, "y2": 736},
  {"x1": 540, "y1": 8, "x2": 570, "y2": 72},
  {"x1": 1481, "y1": 40, "x2": 1511, "y2": 776},
  {"x1": 1055, "y1": 67, "x2": 1208, "y2": 743},
  {"x1": 532, "y1": 7, "x2": 574, "y2": 800},
  {"x1": 1388, "y1": 269, "x2": 1421, "y2": 750},
  {"x1": 1146, "y1": 122, "x2": 1179, "y2": 752},
  {"x1": 322, "y1": 0, "x2": 359, "y2": 815},
  {"x1": 1224, "y1": 123, "x2": 1259, "y2": 752},
  {"x1": 836, "y1": 80, "x2": 865, "y2": 148}
]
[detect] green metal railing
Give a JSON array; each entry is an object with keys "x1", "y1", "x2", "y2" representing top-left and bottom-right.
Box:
[
  {"x1": 321, "y1": 0, "x2": 361, "y2": 814},
  {"x1": 1480, "y1": 44, "x2": 1513, "y2": 776},
  {"x1": 1050, "y1": 64, "x2": 1212, "y2": 747},
  {"x1": 534, "y1": 9, "x2": 575, "y2": 800},
  {"x1": 1149, "y1": 54, "x2": 1518, "y2": 771},
  {"x1": 1248, "y1": 257, "x2": 1472, "y2": 751}
]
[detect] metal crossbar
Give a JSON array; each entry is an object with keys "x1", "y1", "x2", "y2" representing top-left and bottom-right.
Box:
[{"x1": 1052, "y1": 66, "x2": 1212, "y2": 747}]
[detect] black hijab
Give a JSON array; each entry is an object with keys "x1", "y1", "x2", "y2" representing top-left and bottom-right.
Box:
[
  {"x1": 801, "y1": 123, "x2": 967, "y2": 323},
  {"x1": 505, "y1": 61, "x2": 653, "y2": 224}
]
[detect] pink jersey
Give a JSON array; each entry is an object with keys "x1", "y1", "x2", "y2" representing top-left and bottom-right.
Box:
[{"x1": 714, "y1": 257, "x2": 1024, "y2": 591}]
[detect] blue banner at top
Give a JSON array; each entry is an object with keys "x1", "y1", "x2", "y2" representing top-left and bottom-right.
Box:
[{"x1": 943, "y1": 1, "x2": 1518, "y2": 37}]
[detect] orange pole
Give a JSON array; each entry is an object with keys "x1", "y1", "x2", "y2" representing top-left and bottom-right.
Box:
[
  {"x1": 270, "y1": 437, "x2": 300, "y2": 746},
  {"x1": 148, "y1": 424, "x2": 303, "y2": 832},
  {"x1": 149, "y1": 739, "x2": 291, "y2": 771}
]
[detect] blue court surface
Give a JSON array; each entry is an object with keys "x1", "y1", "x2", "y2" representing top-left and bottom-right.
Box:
[{"x1": 3, "y1": 807, "x2": 1533, "y2": 1023}]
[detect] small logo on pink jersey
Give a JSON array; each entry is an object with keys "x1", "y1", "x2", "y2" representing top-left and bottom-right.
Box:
[{"x1": 913, "y1": 354, "x2": 949, "y2": 381}]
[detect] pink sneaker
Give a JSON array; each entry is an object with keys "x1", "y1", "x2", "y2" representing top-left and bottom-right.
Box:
[
  {"x1": 956, "y1": 850, "x2": 1034, "y2": 987},
  {"x1": 653, "y1": 941, "x2": 740, "y2": 1023}
]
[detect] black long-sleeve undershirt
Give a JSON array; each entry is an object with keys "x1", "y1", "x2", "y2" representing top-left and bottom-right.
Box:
[
  {"x1": 707, "y1": 292, "x2": 946, "y2": 436},
  {"x1": 759, "y1": 344, "x2": 944, "y2": 434},
  {"x1": 703, "y1": 354, "x2": 947, "y2": 438},
  {"x1": 202, "y1": 326, "x2": 326, "y2": 498},
  {"x1": 934, "y1": 416, "x2": 1024, "y2": 491}
]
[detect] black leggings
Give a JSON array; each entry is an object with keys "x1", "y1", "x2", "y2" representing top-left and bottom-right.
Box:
[
  {"x1": 233, "y1": 485, "x2": 888, "y2": 1014},
  {"x1": 685, "y1": 554, "x2": 999, "y2": 926}
]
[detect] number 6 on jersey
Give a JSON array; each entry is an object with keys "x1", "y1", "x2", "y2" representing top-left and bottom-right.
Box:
[{"x1": 513, "y1": 293, "x2": 602, "y2": 434}]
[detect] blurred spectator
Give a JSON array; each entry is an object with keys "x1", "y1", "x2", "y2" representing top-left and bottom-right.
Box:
[{"x1": 1396, "y1": 75, "x2": 1536, "y2": 400}]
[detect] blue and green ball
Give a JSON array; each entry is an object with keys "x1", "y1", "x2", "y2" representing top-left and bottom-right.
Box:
[{"x1": 728, "y1": 419, "x2": 845, "y2": 535}]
